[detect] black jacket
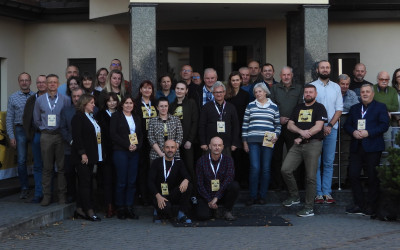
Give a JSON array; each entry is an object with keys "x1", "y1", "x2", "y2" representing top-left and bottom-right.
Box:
[
  {"x1": 110, "y1": 110, "x2": 143, "y2": 152},
  {"x1": 169, "y1": 97, "x2": 199, "y2": 144}
]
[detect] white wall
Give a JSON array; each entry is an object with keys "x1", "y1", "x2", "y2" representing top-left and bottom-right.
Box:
[
  {"x1": 0, "y1": 17, "x2": 25, "y2": 110},
  {"x1": 329, "y1": 21, "x2": 400, "y2": 85},
  {"x1": 24, "y1": 22, "x2": 130, "y2": 84}
]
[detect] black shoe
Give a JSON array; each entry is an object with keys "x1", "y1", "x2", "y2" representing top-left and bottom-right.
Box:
[
  {"x1": 126, "y1": 207, "x2": 139, "y2": 220},
  {"x1": 258, "y1": 198, "x2": 266, "y2": 205},
  {"x1": 346, "y1": 206, "x2": 364, "y2": 215},
  {"x1": 74, "y1": 211, "x2": 88, "y2": 220},
  {"x1": 363, "y1": 206, "x2": 375, "y2": 217},
  {"x1": 245, "y1": 199, "x2": 257, "y2": 206},
  {"x1": 30, "y1": 196, "x2": 43, "y2": 204},
  {"x1": 86, "y1": 214, "x2": 101, "y2": 222},
  {"x1": 117, "y1": 208, "x2": 126, "y2": 220},
  {"x1": 66, "y1": 196, "x2": 76, "y2": 204}
]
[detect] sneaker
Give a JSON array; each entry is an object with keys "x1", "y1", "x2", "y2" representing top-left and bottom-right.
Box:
[
  {"x1": 314, "y1": 195, "x2": 324, "y2": 204},
  {"x1": 19, "y1": 189, "x2": 30, "y2": 199},
  {"x1": 297, "y1": 208, "x2": 314, "y2": 217},
  {"x1": 282, "y1": 196, "x2": 300, "y2": 207},
  {"x1": 324, "y1": 194, "x2": 336, "y2": 204},
  {"x1": 224, "y1": 211, "x2": 236, "y2": 221},
  {"x1": 346, "y1": 206, "x2": 364, "y2": 215}
]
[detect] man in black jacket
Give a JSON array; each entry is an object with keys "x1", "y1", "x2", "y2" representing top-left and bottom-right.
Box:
[{"x1": 148, "y1": 140, "x2": 192, "y2": 224}]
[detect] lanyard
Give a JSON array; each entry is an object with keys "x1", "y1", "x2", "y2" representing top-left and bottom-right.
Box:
[
  {"x1": 214, "y1": 101, "x2": 226, "y2": 120},
  {"x1": 209, "y1": 154, "x2": 222, "y2": 179},
  {"x1": 85, "y1": 113, "x2": 101, "y2": 133},
  {"x1": 163, "y1": 157, "x2": 174, "y2": 182},
  {"x1": 106, "y1": 110, "x2": 112, "y2": 117},
  {"x1": 142, "y1": 98, "x2": 152, "y2": 117},
  {"x1": 361, "y1": 106, "x2": 368, "y2": 119},
  {"x1": 46, "y1": 93, "x2": 58, "y2": 112}
]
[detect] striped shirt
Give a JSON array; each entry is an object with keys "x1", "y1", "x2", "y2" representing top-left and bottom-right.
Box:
[
  {"x1": 242, "y1": 99, "x2": 281, "y2": 143},
  {"x1": 6, "y1": 90, "x2": 34, "y2": 139}
]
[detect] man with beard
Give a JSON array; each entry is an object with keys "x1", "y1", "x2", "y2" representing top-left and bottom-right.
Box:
[
  {"x1": 311, "y1": 60, "x2": 343, "y2": 205},
  {"x1": 281, "y1": 84, "x2": 327, "y2": 217},
  {"x1": 148, "y1": 140, "x2": 192, "y2": 224},
  {"x1": 249, "y1": 63, "x2": 279, "y2": 101},
  {"x1": 350, "y1": 63, "x2": 372, "y2": 97}
]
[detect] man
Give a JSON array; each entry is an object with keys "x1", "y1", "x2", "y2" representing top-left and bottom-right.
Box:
[
  {"x1": 201, "y1": 68, "x2": 218, "y2": 106},
  {"x1": 248, "y1": 60, "x2": 262, "y2": 84},
  {"x1": 373, "y1": 71, "x2": 398, "y2": 150},
  {"x1": 180, "y1": 64, "x2": 193, "y2": 85},
  {"x1": 338, "y1": 74, "x2": 359, "y2": 187},
  {"x1": 281, "y1": 84, "x2": 327, "y2": 217},
  {"x1": 33, "y1": 74, "x2": 71, "y2": 206},
  {"x1": 344, "y1": 84, "x2": 389, "y2": 215},
  {"x1": 109, "y1": 58, "x2": 132, "y2": 94},
  {"x1": 6, "y1": 72, "x2": 35, "y2": 199},
  {"x1": 269, "y1": 66, "x2": 304, "y2": 190},
  {"x1": 198, "y1": 82, "x2": 241, "y2": 156},
  {"x1": 239, "y1": 67, "x2": 251, "y2": 87},
  {"x1": 350, "y1": 63, "x2": 372, "y2": 97},
  {"x1": 60, "y1": 87, "x2": 84, "y2": 203},
  {"x1": 192, "y1": 72, "x2": 202, "y2": 85},
  {"x1": 196, "y1": 136, "x2": 240, "y2": 221},
  {"x1": 311, "y1": 60, "x2": 343, "y2": 204},
  {"x1": 148, "y1": 140, "x2": 192, "y2": 224},
  {"x1": 180, "y1": 65, "x2": 202, "y2": 109},
  {"x1": 22, "y1": 75, "x2": 48, "y2": 203},
  {"x1": 57, "y1": 65, "x2": 79, "y2": 96},
  {"x1": 249, "y1": 63, "x2": 279, "y2": 101}
]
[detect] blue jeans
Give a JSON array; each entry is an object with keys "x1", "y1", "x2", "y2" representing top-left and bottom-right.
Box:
[
  {"x1": 114, "y1": 150, "x2": 139, "y2": 207},
  {"x1": 248, "y1": 142, "x2": 273, "y2": 199},
  {"x1": 32, "y1": 132, "x2": 43, "y2": 198},
  {"x1": 15, "y1": 126, "x2": 28, "y2": 190},
  {"x1": 316, "y1": 128, "x2": 338, "y2": 196}
]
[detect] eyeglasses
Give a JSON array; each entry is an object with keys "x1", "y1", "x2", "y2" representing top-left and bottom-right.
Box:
[
  {"x1": 182, "y1": 69, "x2": 192, "y2": 73},
  {"x1": 192, "y1": 76, "x2": 200, "y2": 79},
  {"x1": 19, "y1": 79, "x2": 30, "y2": 82},
  {"x1": 213, "y1": 91, "x2": 225, "y2": 94},
  {"x1": 378, "y1": 78, "x2": 390, "y2": 82},
  {"x1": 111, "y1": 63, "x2": 121, "y2": 66}
]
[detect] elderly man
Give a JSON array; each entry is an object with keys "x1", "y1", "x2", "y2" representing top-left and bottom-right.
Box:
[
  {"x1": 239, "y1": 67, "x2": 251, "y2": 87},
  {"x1": 344, "y1": 84, "x2": 389, "y2": 216},
  {"x1": 181, "y1": 65, "x2": 202, "y2": 109},
  {"x1": 196, "y1": 136, "x2": 240, "y2": 221},
  {"x1": 6, "y1": 72, "x2": 35, "y2": 199},
  {"x1": 373, "y1": 71, "x2": 398, "y2": 150},
  {"x1": 311, "y1": 60, "x2": 343, "y2": 204},
  {"x1": 201, "y1": 68, "x2": 218, "y2": 106},
  {"x1": 350, "y1": 63, "x2": 372, "y2": 97},
  {"x1": 198, "y1": 82, "x2": 241, "y2": 156},
  {"x1": 57, "y1": 65, "x2": 79, "y2": 96}
]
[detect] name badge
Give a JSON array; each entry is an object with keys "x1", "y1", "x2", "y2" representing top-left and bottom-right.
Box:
[
  {"x1": 97, "y1": 132, "x2": 101, "y2": 144},
  {"x1": 262, "y1": 131, "x2": 276, "y2": 148},
  {"x1": 357, "y1": 119, "x2": 366, "y2": 130},
  {"x1": 161, "y1": 183, "x2": 169, "y2": 195},
  {"x1": 217, "y1": 121, "x2": 225, "y2": 133},
  {"x1": 129, "y1": 133, "x2": 138, "y2": 145},
  {"x1": 211, "y1": 179, "x2": 220, "y2": 191},
  {"x1": 146, "y1": 119, "x2": 150, "y2": 130},
  {"x1": 47, "y1": 114, "x2": 56, "y2": 127}
]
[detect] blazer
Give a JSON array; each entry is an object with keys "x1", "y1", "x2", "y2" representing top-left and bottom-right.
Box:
[
  {"x1": 344, "y1": 100, "x2": 389, "y2": 153},
  {"x1": 110, "y1": 110, "x2": 143, "y2": 152},
  {"x1": 60, "y1": 105, "x2": 77, "y2": 155},
  {"x1": 22, "y1": 93, "x2": 38, "y2": 142},
  {"x1": 169, "y1": 96, "x2": 199, "y2": 144},
  {"x1": 71, "y1": 111, "x2": 101, "y2": 165},
  {"x1": 96, "y1": 109, "x2": 113, "y2": 158}
]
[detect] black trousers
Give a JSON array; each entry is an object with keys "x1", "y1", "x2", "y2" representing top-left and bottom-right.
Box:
[
  {"x1": 152, "y1": 184, "x2": 193, "y2": 218},
  {"x1": 348, "y1": 146, "x2": 381, "y2": 211},
  {"x1": 196, "y1": 181, "x2": 240, "y2": 220},
  {"x1": 97, "y1": 155, "x2": 115, "y2": 206},
  {"x1": 232, "y1": 148, "x2": 249, "y2": 186},
  {"x1": 138, "y1": 140, "x2": 151, "y2": 203},
  {"x1": 75, "y1": 163, "x2": 95, "y2": 212},
  {"x1": 64, "y1": 154, "x2": 76, "y2": 199}
]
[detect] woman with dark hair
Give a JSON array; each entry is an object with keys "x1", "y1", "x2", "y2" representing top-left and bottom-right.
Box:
[
  {"x1": 71, "y1": 94, "x2": 103, "y2": 221},
  {"x1": 96, "y1": 92, "x2": 119, "y2": 218},
  {"x1": 66, "y1": 76, "x2": 80, "y2": 99},
  {"x1": 94, "y1": 68, "x2": 109, "y2": 91},
  {"x1": 98, "y1": 69, "x2": 126, "y2": 110},
  {"x1": 134, "y1": 80, "x2": 157, "y2": 206},
  {"x1": 110, "y1": 96, "x2": 143, "y2": 219},
  {"x1": 81, "y1": 72, "x2": 101, "y2": 107},
  {"x1": 225, "y1": 71, "x2": 250, "y2": 188},
  {"x1": 391, "y1": 68, "x2": 400, "y2": 126},
  {"x1": 156, "y1": 74, "x2": 176, "y2": 103}
]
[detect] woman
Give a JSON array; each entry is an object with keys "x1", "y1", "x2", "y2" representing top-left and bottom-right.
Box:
[
  {"x1": 225, "y1": 71, "x2": 250, "y2": 188},
  {"x1": 134, "y1": 80, "x2": 157, "y2": 206},
  {"x1": 242, "y1": 82, "x2": 281, "y2": 206},
  {"x1": 71, "y1": 94, "x2": 103, "y2": 221},
  {"x1": 96, "y1": 92, "x2": 119, "y2": 218},
  {"x1": 391, "y1": 68, "x2": 400, "y2": 126},
  {"x1": 148, "y1": 97, "x2": 183, "y2": 161},
  {"x1": 156, "y1": 74, "x2": 176, "y2": 103},
  {"x1": 110, "y1": 96, "x2": 143, "y2": 220},
  {"x1": 169, "y1": 81, "x2": 198, "y2": 189},
  {"x1": 66, "y1": 76, "x2": 80, "y2": 100},
  {"x1": 94, "y1": 68, "x2": 109, "y2": 91},
  {"x1": 81, "y1": 72, "x2": 101, "y2": 106},
  {"x1": 98, "y1": 69, "x2": 126, "y2": 110}
]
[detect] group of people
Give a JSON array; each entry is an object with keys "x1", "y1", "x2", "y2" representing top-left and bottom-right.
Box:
[{"x1": 5, "y1": 58, "x2": 397, "y2": 223}]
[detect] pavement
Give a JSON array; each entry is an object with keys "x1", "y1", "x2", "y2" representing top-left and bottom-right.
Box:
[{"x1": 0, "y1": 177, "x2": 399, "y2": 249}]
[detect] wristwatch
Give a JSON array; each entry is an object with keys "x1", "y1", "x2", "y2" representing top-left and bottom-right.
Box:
[{"x1": 327, "y1": 123, "x2": 333, "y2": 128}]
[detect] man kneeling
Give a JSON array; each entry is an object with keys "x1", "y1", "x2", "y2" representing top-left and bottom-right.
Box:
[
  {"x1": 196, "y1": 136, "x2": 240, "y2": 221},
  {"x1": 148, "y1": 140, "x2": 192, "y2": 224}
]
